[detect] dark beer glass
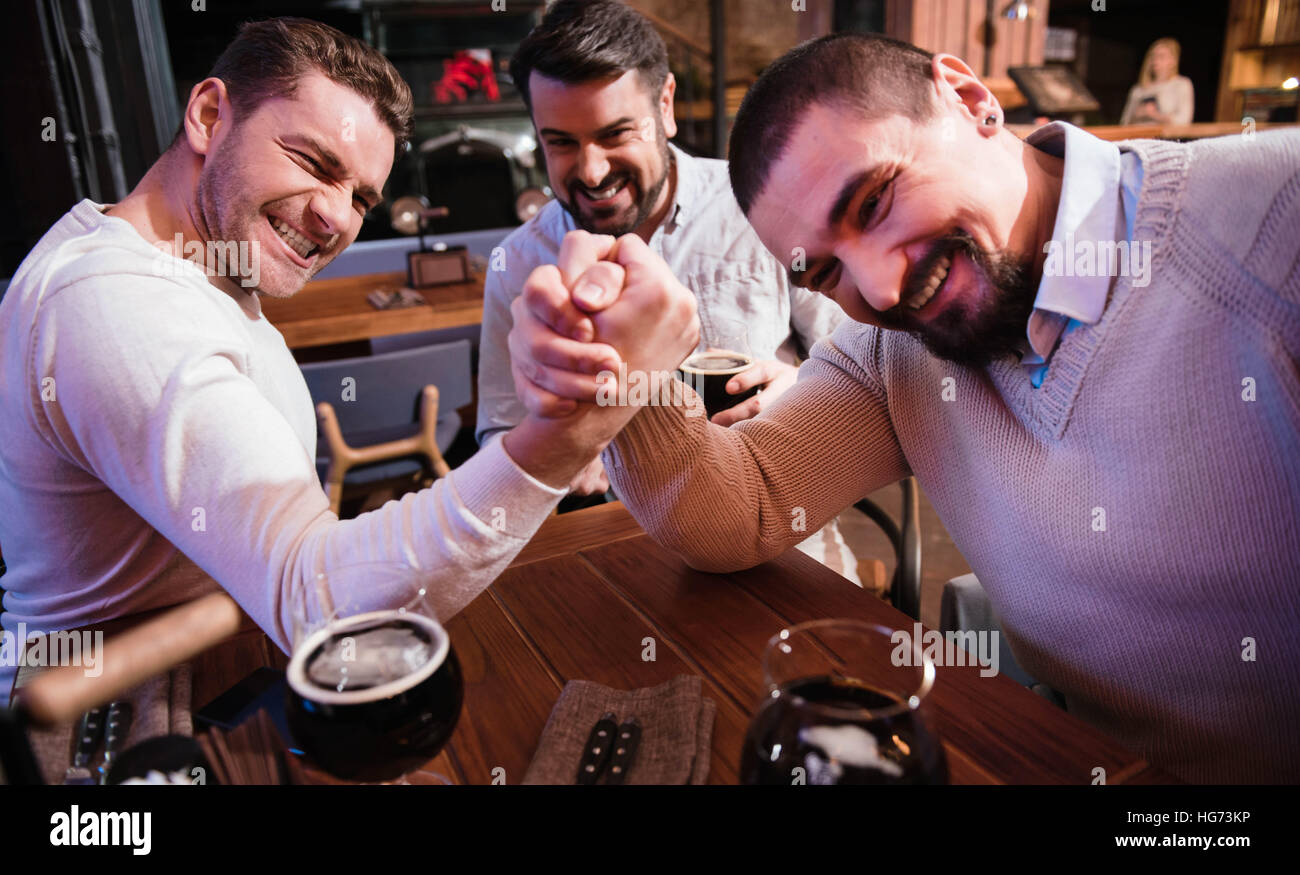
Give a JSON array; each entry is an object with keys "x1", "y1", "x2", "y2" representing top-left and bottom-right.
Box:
[
  {"x1": 740, "y1": 619, "x2": 948, "y2": 785},
  {"x1": 679, "y1": 316, "x2": 757, "y2": 419},
  {"x1": 679, "y1": 351, "x2": 757, "y2": 417},
  {"x1": 284, "y1": 564, "x2": 463, "y2": 783}
]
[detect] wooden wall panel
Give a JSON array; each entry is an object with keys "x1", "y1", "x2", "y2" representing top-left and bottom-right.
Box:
[{"x1": 887, "y1": 0, "x2": 1048, "y2": 78}]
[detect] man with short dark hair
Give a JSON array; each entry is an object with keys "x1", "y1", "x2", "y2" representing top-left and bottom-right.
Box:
[
  {"x1": 508, "y1": 33, "x2": 1300, "y2": 782},
  {"x1": 477, "y1": 0, "x2": 856, "y2": 577},
  {"x1": 0, "y1": 17, "x2": 691, "y2": 703}
]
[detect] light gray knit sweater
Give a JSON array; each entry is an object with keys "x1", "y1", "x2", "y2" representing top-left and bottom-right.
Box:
[{"x1": 605, "y1": 130, "x2": 1300, "y2": 783}]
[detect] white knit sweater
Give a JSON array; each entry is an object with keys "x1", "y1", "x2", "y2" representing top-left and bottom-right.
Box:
[{"x1": 0, "y1": 200, "x2": 566, "y2": 702}]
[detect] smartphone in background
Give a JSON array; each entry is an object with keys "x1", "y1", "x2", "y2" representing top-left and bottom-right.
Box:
[{"x1": 194, "y1": 667, "x2": 287, "y2": 732}]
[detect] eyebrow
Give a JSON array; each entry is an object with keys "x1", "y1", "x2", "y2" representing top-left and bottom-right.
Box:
[
  {"x1": 538, "y1": 117, "x2": 639, "y2": 140},
  {"x1": 287, "y1": 135, "x2": 382, "y2": 207},
  {"x1": 827, "y1": 168, "x2": 881, "y2": 229}
]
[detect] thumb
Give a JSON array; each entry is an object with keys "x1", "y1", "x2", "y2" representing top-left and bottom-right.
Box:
[{"x1": 571, "y1": 261, "x2": 626, "y2": 312}]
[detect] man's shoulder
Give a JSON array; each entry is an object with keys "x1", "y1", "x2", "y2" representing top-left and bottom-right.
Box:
[
  {"x1": 1127, "y1": 126, "x2": 1300, "y2": 193},
  {"x1": 679, "y1": 151, "x2": 744, "y2": 217},
  {"x1": 494, "y1": 202, "x2": 567, "y2": 263},
  {"x1": 1178, "y1": 129, "x2": 1299, "y2": 260},
  {"x1": 5, "y1": 213, "x2": 236, "y2": 361},
  {"x1": 1125, "y1": 128, "x2": 1300, "y2": 332}
]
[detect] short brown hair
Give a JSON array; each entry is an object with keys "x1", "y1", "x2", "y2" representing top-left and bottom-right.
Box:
[
  {"x1": 204, "y1": 17, "x2": 413, "y2": 151},
  {"x1": 729, "y1": 34, "x2": 937, "y2": 214}
]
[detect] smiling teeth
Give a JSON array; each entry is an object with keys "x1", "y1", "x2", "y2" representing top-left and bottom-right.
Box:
[
  {"x1": 907, "y1": 254, "x2": 952, "y2": 310},
  {"x1": 585, "y1": 182, "x2": 624, "y2": 201},
  {"x1": 272, "y1": 218, "x2": 317, "y2": 259}
]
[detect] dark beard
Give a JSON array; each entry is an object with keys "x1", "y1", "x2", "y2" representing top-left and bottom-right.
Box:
[
  {"x1": 875, "y1": 229, "x2": 1037, "y2": 368},
  {"x1": 562, "y1": 134, "x2": 673, "y2": 237}
]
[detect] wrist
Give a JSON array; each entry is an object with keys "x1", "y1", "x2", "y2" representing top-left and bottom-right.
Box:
[{"x1": 503, "y1": 403, "x2": 636, "y2": 489}]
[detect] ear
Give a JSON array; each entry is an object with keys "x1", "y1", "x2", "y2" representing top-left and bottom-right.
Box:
[
  {"x1": 182, "y1": 77, "x2": 232, "y2": 157},
  {"x1": 659, "y1": 72, "x2": 677, "y2": 140},
  {"x1": 929, "y1": 54, "x2": 1002, "y2": 137}
]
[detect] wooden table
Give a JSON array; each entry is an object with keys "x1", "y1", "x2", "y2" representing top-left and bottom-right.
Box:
[
  {"x1": 420, "y1": 503, "x2": 1172, "y2": 785},
  {"x1": 20, "y1": 503, "x2": 1172, "y2": 784},
  {"x1": 260, "y1": 270, "x2": 484, "y2": 350}
]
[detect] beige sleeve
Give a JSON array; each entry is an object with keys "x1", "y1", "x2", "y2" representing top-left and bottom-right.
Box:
[
  {"x1": 603, "y1": 329, "x2": 909, "y2": 572},
  {"x1": 1171, "y1": 77, "x2": 1195, "y2": 125}
]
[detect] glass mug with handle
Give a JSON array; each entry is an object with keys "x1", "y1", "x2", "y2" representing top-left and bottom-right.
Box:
[
  {"x1": 284, "y1": 562, "x2": 464, "y2": 783},
  {"x1": 740, "y1": 619, "x2": 949, "y2": 785}
]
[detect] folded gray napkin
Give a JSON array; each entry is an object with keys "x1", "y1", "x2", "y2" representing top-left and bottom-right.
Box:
[
  {"x1": 523, "y1": 675, "x2": 715, "y2": 785},
  {"x1": 367, "y1": 287, "x2": 427, "y2": 309},
  {"x1": 17, "y1": 663, "x2": 192, "y2": 785}
]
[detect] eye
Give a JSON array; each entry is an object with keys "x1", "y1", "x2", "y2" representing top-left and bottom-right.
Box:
[
  {"x1": 292, "y1": 150, "x2": 325, "y2": 174},
  {"x1": 810, "y1": 259, "x2": 841, "y2": 292}
]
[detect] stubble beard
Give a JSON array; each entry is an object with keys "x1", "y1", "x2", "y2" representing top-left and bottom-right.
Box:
[
  {"x1": 195, "y1": 146, "x2": 314, "y2": 299},
  {"x1": 562, "y1": 122, "x2": 673, "y2": 238}
]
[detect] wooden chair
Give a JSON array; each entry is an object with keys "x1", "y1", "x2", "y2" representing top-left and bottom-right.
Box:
[
  {"x1": 300, "y1": 340, "x2": 473, "y2": 515},
  {"x1": 854, "y1": 477, "x2": 923, "y2": 620},
  {"x1": 315, "y1": 384, "x2": 451, "y2": 515}
]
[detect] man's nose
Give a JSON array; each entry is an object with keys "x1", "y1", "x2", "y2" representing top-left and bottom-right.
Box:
[
  {"x1": 576, "y1": 144, "x2": 611, "y2": 188},
  {"x1": 839, "y1": 243, "x2": 904, "y2": 313},
  {"x1": 309, "y1": 186, "x2": 351, "y2": 242}
]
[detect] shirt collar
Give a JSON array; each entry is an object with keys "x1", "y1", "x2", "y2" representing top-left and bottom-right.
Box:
[
  {"x1": 661, "y1": 142, "x2": 696, "y2": 233},
  {"x1": 1022, "y1": 121, "x2": 1123, "y2": 359}
]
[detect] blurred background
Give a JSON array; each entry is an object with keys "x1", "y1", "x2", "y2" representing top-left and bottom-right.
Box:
[{"x1": 5, "y1": 0, "x2": 1299, "y2": 279}]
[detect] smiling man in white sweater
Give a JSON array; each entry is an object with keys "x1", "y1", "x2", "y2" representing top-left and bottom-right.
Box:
[{"x1": 0, "y1": 17, "x2": 694, "y2": 704}]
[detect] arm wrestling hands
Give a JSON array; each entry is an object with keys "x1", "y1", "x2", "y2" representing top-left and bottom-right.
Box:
[
  {"x1": 507, "y1": 230, "x2": 801, "y2": 482},
  {"x1": 501, "y1": 231, "x2": 699, "y2": 489}
]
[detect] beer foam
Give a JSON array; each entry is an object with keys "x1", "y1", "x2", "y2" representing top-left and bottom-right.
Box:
[{"x1": 287, "y1": 610, "x2": 449, "y2": 706}]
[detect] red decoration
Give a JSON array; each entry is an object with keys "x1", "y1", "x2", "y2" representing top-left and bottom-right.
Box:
[{"x1": 432, "y1": 50, "x2": 500, "y2": 104}]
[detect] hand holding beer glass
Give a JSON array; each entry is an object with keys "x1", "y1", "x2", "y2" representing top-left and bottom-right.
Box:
[{"x1": 678, "y1": 316, "x2": 758, "y2": 421}]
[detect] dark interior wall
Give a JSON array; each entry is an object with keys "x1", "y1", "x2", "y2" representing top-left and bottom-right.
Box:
[
  {"x1": 0, "y1": 2, "x2": 84, "y2": 278},
  {"x1": 0, "y1": 1, "x2": 363, "y2": 279},
  {"x1": 160, "y1": 1, "x2": 362, "y2": 107},
  {"x1": 1049, "y1": 0, "x2": 1231, "y2": 124}
]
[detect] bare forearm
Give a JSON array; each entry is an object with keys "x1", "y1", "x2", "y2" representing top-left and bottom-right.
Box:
[{"x1": 503, "y1": 404, "x2": 638, "y2": 489}]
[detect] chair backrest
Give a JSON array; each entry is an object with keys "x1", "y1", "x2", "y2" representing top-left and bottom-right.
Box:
[{"x1": 299, "y1": 339, "x2": 473, "y2": 438}]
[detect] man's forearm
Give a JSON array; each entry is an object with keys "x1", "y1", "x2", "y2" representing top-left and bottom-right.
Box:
[
  {"x1": 503, "y1": 403, "x2": 639, "y2": 489},
  {"x1": 603, "y1": 352, "x2": 911, "y2": 573}
]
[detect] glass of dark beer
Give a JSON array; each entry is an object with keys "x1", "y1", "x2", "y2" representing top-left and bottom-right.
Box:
[
  {"x1": 678, "y1": 316, "x2": 757, "y2": 419},
  {"x1": 284, "y1": 563, "x2": 463, "y2": 783},
  {"x1": 740, "y1": 619, "x2": 948, "y2": 785}
]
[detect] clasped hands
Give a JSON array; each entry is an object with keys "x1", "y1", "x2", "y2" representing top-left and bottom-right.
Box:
[{"x1": 508, "y1": 230, "x2": 801, "y2": 427}]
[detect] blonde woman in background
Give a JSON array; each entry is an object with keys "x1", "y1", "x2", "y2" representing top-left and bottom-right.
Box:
[{"x1": 1120, "y1": 37, "x2": 1194, "y2": 125}]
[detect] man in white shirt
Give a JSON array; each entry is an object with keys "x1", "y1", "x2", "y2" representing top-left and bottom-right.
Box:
[
  {"x1": 0, "y1": 17, "x2": 693, "y2": 702},
  {"x1": 477, "y1": 0, "x2": 859, "y2": 578}
]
